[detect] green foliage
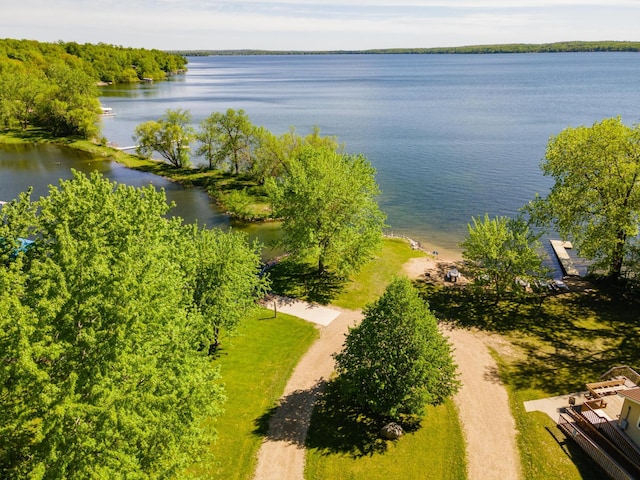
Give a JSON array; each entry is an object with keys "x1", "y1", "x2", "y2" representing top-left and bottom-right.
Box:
[
  {"x1": 196, "y1": 109, "x2": 257, "y2": 174},
  {"x1": 251, "y1": 125, "x2": 341, "y2": 184},
  {"x1": 0, "y1": 38, "x2": 186, "y2": 84},
  {"x1": 40, "y1": 62, "x2": 101, "y2": 138},
  {"x1": 460, "y1": 214, "x2": 547, "y2": 301},
  {"x1": 527, "y1": 117, "x2": 640, "y2": 281},
  {"x1": 175, "y1": 41, "x2": 640, "y2": 56},
  {"x1": 134, "y1": 109, "x2": 195, "y2": 168},
  {"x1": 266, "y1": 144, "x2": 386, "y2": 276},
  {"x1": 0, "y1": 171, "x2": 269, "y2": 478},
  {"x1": 334, "y1": 278, "x2": 459, "y2": 420},
  {"x1": 186, "y1": 226, "x2": 268, "y2": 352},
  {"x1": 0, "y1": 38, "x2": 187, "y2": 139}
]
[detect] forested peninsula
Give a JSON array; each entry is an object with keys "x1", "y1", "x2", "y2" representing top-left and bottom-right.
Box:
[{"x1": 0, "y1": 39, "x2": 187, "y2": 137}]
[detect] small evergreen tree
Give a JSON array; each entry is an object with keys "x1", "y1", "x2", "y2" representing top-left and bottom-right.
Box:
[{"x1": 334, "y1": 277, "x2": 459, "y2": 420}]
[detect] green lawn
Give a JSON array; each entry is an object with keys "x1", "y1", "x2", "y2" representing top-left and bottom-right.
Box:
[
  {"x1": 332, "y1": 237, "x2": 427, "y2": 310},
  {"x1": 305, "y1": 399, "x2": 466, "y2": 480},
  {"x1": 270, "y1": 237, "x2": 427, "y2": 309},
  {"x1": 190, "y1": 308, "x2": 319, "y2": 479}
]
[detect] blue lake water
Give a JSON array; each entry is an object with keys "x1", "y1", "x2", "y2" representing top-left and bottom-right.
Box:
[{"x1": 4, "y1": 53, "x2": 640, "y2": 256}]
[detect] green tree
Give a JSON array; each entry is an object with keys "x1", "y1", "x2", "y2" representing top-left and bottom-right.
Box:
[
  {"x1": 134, "y1": 108, "x2": 195, "y2": 168},
  {"x1": 0, "y1": 63, "x2": 47, "y2": 130},
  {"x1": 266, "y1": 144, "x2": 386, "y2": 276},
  {"x1": 460, "y1": 214, "x2": 545, "y2": 301},
  {"x1": 38, "y1": 62, "x2": 101, "y2": 138},
  {"x1": 0, "y1": 172, "x2": 224, "y2": 479},
  {"x1": 527, "y1": 117, "x2": 640, "y2": 281},
  {"x1": 251, "y1": 126, "x2": 343, "y2": 184},
  {"x1": 187, "y1": 226, "x2": 268, "y2": 353},
  {"x1": 195, "y1": 108, "x2": 257, "y2": 173},
  {"x1": 334, "y1": 277, "x2": 459, "y2": 420}
]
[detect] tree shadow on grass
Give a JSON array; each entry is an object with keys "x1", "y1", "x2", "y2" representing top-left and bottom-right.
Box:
[
  {"x1": 415, "y1": 278, "x2": 640, "y2": 395},
  {"x1": 304, "y1": 380, "x2": 420, "y2": 458},
  {"x1": 268, "y1": 260, "x2": 346, "y2": 305}
]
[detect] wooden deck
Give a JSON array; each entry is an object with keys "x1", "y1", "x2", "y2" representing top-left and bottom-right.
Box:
[{"x1": 550, "y1": 239, "x2": 580, "y2": 276}]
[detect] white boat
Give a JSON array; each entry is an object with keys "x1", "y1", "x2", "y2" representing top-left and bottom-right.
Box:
[{"x1": 100, "y1": 106, "x2": 115, "y2": 116}]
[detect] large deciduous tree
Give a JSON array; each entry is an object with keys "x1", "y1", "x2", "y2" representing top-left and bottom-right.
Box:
[
  {"x1": 334, "y1": 277, "x2": 459, "y2": 420},
  {"x1": 134, "y1": 108, "x2": 195, "y2": 168},
  {"x1": 527, "y1": 117, "x2": 640, "y2": 281},
  {"x1": 266, "y1": 144, "x2": 386, "y2": 276},
  {"x1": 460, "y1": 214, "x2": 545, "y2": 301},
  {"x1": 0, "y1": 171, "x2": 229, "y2": 479},
  {"x1": 196, "y1": 108, "x2": 257, "y2": 173}
]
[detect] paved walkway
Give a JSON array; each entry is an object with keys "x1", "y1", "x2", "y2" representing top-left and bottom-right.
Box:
[
  {"x1": 262, "y1": 295, "x2": 342, "y2": 326},
  {"x1": 524, "y1": 391, "x2": 589, "y2": 421}
]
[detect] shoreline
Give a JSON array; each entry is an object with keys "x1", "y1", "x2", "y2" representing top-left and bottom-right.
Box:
[{"x1": 0, "y1": 135, "x2": 467, "y2": 268}]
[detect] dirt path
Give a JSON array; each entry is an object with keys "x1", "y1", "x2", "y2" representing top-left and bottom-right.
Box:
[
  {"x1": 253, "y1": 308, "x2": 362, "y2": 480},
  {"x1": 254, "y1": 255, "x2": 520, "y2": 480},
  {"x1": 406, "y1": 256, "x2": 521, "y2": 480},
  {"x1": 443, "y1": 325, "x2": 521, "y2": 480}
]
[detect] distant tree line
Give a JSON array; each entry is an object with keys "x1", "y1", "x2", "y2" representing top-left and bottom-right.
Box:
[
  {"x1": 172, "y1": 41, "x2": 640, "y2": 57},
  {"x1": 0, "y1": 38, "x2": 187, "y2": 138}
]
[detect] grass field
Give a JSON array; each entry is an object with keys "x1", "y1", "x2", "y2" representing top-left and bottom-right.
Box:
[
  {"x1": 332, "y1": 238, "x2": 427, "y2": 310},
  {"x1": 305, "y1": 399, "x2": 466, "y2": 480},
  {"x1": 190, "y1": 308, "x2": 319, "y2": 479}
]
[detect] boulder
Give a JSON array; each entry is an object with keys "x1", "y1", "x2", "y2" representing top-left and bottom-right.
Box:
[{"x1": 380, "y1": 422, "x2": 404, "y2": 440}]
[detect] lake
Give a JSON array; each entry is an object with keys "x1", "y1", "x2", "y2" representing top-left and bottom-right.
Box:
[{"x1": 4, "y1": 52, "x2": 640, "y2": 256}]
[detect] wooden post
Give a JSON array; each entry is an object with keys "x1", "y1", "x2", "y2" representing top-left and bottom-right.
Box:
[{"x1": 273, "y1": 300, "x2": 277, "y2": 318}]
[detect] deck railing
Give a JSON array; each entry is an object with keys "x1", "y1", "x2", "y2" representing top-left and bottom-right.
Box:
[
  {"x1": 558, "y1": 413, "x2": 635, "y2": 480},
  {"x1": 599, "y1": 366, "x2": 640, "y2": 386},
  {"x1": 581, "y1": 403, "x2": 640, "y2": 470}
]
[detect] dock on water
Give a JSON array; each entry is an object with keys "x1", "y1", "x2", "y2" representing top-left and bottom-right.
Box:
[{"x1": 550, "y1": 239, "x2": 580, "y2": 277}]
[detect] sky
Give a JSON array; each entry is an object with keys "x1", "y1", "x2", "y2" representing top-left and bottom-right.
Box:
[{"x1": 1, "y1": 0, "x2": 639, "y2": 51}]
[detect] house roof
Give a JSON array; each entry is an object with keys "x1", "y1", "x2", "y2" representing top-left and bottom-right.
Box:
[{"x1": 618, "y1": 387, "x2": 640, "y2": 404}]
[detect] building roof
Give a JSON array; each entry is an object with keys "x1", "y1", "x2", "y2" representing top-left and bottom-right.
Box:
[{"x1": 618, "y1": 387, "x2": 640, "y2": 404}]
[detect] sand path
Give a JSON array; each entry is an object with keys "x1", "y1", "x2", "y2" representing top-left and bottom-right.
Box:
[
  {"x1": 253, "y1": 307, "x2": 362, "y2": 480},
  {"x1": 253, "y1": 255, "x2": 520, "y2": 480},
  {"x1": 443, "y1": 325, "x2": 521, "y2": 480}
]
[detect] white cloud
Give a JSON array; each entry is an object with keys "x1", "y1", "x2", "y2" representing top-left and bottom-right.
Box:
[{"x1": 1, "y1": 0, "x2": 639, "y2": 50}]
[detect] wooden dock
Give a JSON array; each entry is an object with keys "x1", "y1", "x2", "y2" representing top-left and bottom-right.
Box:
[{"x1": 550, "y1": 239, "x2": 580, "y2": 276}]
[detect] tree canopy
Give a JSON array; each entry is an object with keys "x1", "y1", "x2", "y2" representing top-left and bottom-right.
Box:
[
  {"x1": 0, "y1": 171, "x2": 268, "y2": 478},
  {"x1": 0, "y1": 38, "x2": 187, "y2": 139},
  {"x1": 460, "y1": 214, "x2": 546, "y2": 300},
  {"x1": 266, "y1": 144, "x2": 386, "y2": 276},
  {"x1": 196, "y1": 109, "x2": 257, "y2": 173},
  {"x1": 334, "y1": 277, "x2": 459, "y2": 420},
  {"x1": 134, "y1": 109, "x2": 195, "y2": 168},
  {"x1": 527, "y1": 117, "x2": 640, "y2": 281}
]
